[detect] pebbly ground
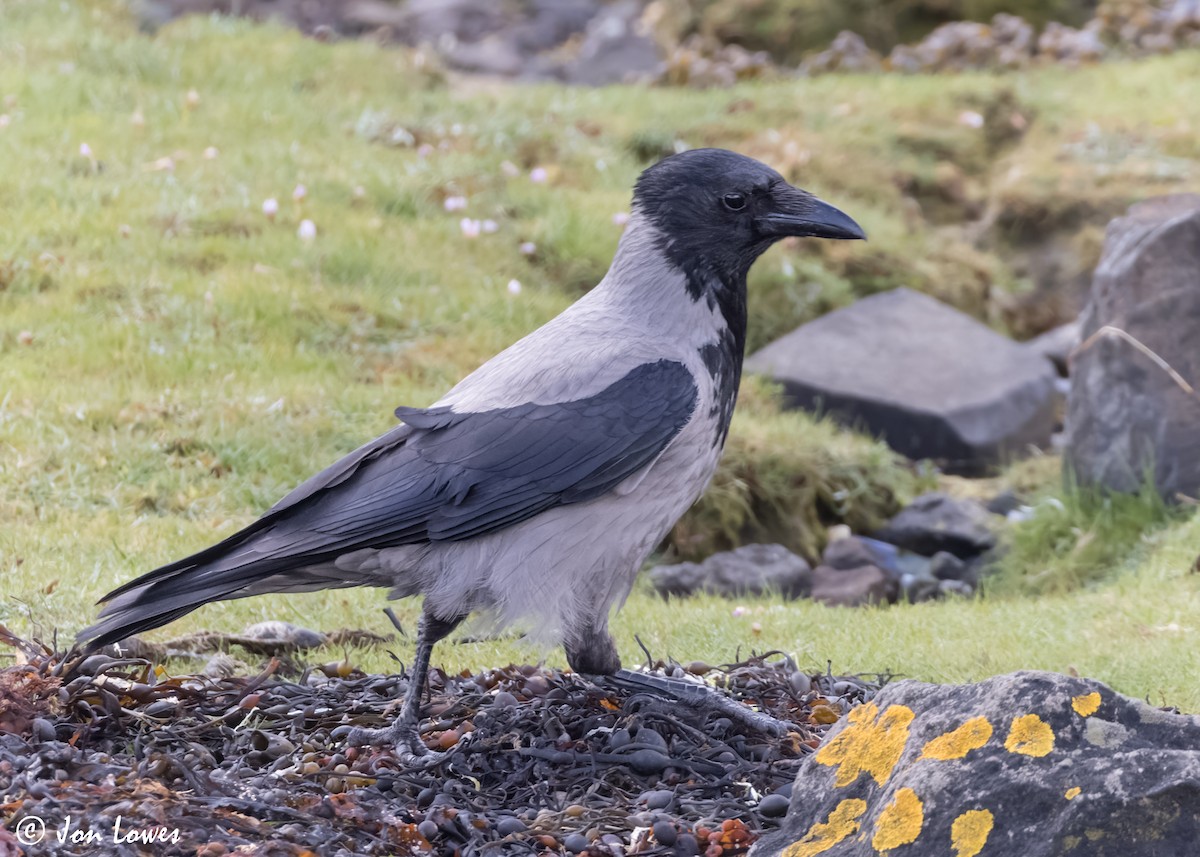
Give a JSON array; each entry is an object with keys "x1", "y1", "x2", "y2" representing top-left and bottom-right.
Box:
[{"x1": 0, "y1": 633, "x2": 884, "y2": 856}]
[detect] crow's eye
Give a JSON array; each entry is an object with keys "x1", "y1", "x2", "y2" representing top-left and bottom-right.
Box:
[{"x1": 722, "y1": 192, "x2": 746, "y2": 211}]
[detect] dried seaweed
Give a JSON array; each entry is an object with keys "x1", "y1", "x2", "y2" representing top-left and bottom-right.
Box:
[{"x1": 0, "y1": 637, "x2": 885, "y2": 856}]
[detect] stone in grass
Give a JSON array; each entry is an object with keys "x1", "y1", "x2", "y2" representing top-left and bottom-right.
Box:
[
  {"x1": 648, "y1": 543, "x2": 812, "y2": 599},
  {"x1": 821, "y1": 535, "x2": 943, "y2": 603},
  {"x1": 873, "y1": 492, "x2": 996, "y2": 559},
  {"x1": 745, "y1": 288, "x2": 1058, "y2": 474},
  {"x1": 241, "y1": 620, "x2": 328, "y2": 651},
  {"x1": 810, "y1": 565, "x2": 894, "y2": 607},
  {"x1": 751, "y1": 670, "x2": 1200, "y2": 857}
]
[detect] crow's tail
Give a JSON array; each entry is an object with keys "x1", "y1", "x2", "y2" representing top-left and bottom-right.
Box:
[{"x1": 75, "y1": 522, "x2": 356, "y2": 650}]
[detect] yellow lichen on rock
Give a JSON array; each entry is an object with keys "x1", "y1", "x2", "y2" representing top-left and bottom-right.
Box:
[
  {"x1": 1065, "y1": 786, "x2": 1082, "y2": 800},
  {"x1": 816, "y1": 703, "x2": 915, "y2": 787},
  {"x1": 1004, "y1": 713, "x2": 1055, "y2": 757},
  {"x1": 782, "y1": 798, "x2": 869, "y2": 857},
  {"x1": 871, "y1": 787, "x2": 924, "y2": 852},
  {"x1": 951, "y1": 808, "x2": 994, "y2": 857},
  {"x1": 920, "y1": 716, "x2": 993, "y2": 761},
  {"x1": 1072, "y1": 692, "x2": 1101, "y2": 717}
]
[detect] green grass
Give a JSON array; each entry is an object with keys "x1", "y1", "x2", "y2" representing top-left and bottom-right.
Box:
[
  {"x1": 990, "y1": 479, "x2": 1185, "y2": 596},
  {"x1": 3, "y1": 1, "x2": 1200, "y2": 708}
]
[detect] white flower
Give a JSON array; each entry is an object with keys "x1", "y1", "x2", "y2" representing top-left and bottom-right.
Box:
[
  {"x1": 0, "y1": 115, "x2": 10, "y2": 130},
  {"x1": 297, "y1": 219, "x2": 317, "y2": 241},
  {"x1": 443, "y1": 195, "x2": 468, "y2": 212},
  {"x1": 118, "y1": 224, "x2": 131, "y2": 238},
  {"x1": 203, "y1": 146, "x2": 219, "y2": 159},
  {"x1": 481, "y1": 219, "x2": 498, "y2": 234},
  {"x1": 79, "y1": 142, "x2": 93, "y2": 158},
  {"x1": 417, "y1": 143, "x2": 435, "y2": 158},
  {"x1": 262, "y1": 198, "x2": 279, "y2": 219},
  {"x1": 958, "y1": 110, "x2": 984, "y2": 129},
  {"x1": 506, "y1": 279, "x2": 522, "y2": 295},
  {"x1": 529, "y1": 167, "x2": 548, "y2": 183},
  {"x1": 185, "y1": 89, "x2": 201, "y2": 108},
  {"x1": 500, "y1": 160, "x2": 519, "y2": 177},
  {"x1": 292, "y1": 184, "x2": 307, "y2": 202},
  {"x1": 130, "y1": 109, "x2": 145, "y2": 128},
  {"x1": 460, "y1": 218, "x2": 481, "y2": 238},
  {"x1": 519, "y1": 241, "x2": 536, "y2": 256}
]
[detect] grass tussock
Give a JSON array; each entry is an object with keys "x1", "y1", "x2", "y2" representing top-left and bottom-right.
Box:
[
  {"x1": 989, "y1": 477, "x2": 1187, "y2": 596},
  {"x1": 672, "y1": 379, "x2": 921, "y2": 561}
]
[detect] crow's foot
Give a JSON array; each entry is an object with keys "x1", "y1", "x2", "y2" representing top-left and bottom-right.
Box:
[
  {"x1": 608, "y1": 668, "x2": 794, "y2": 738},
  {"x1": 338, "y1": 721, "x2": 448, "y2": 769}
]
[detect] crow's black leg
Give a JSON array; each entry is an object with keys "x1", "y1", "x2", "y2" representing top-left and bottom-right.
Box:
[{"x1": 343, "y1": 610, "x2": 464, "y2": 765}]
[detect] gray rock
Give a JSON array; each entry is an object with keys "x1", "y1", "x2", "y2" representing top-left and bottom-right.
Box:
[
  {"x1": 242, "y1": 620, "x2": 328, "y2": 651},
  {"x1": 751, "y1": 671, "x2": 1200, "y2": 857},
  {"x1": 810, "y1": 565, "x2": 893, "y2": 607},
  {"x1": 873, "y1": 492, "x2": 996, "y2": 559},
  {"x1": 745, "y1": 288, "x2": 1059, "y2": 474},
  {"x1": 938, "y1": 578, "x2": 974, "y2": 597},
  {"x1": 649, "y1": 543, "x2": 811, "y2": 599},
  {"x1": 1025, "y1": 319, "x2": 1081, "y2": 377},
  {"x1": 985, "y1": 489, "x2": 1024, "y2": 516},
  {"x1": 1066, "y1": 195, "x2": 1200, "y2": 501},
  {"x1": 929, "y1": 551, "x2": 968, "y2": 581},
  {"x1": 562, "y1": 0, "x2": 662, "y2": 85},
  {"x1": 899, "y1": 570, "x2": 940, "y2": 603},
  {"x1": 821, "y1": 536, "x2": 881, "y2": 571}
]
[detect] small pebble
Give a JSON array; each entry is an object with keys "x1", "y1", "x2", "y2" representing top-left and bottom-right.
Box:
[
  {"x1": 628, "y1": 749, "x2": 670, "y2": 775},
  {"x1": 758, "y1": 793, "x2": 790, "y2": 818},
  {"x1": 492, "y1": 690, "x2": 519, "y2": 707},
  {"x1": 789, "y1": 672, "x2": 812, "y2": 695},
  {"x1": 564, "y1": 804, "x2": 586, "y2": 818},
  {"x1": 417, "y1": 820, "x2": 438, "y2": 840},
  {"x1": 563, "y1": 833, "x2": 589, "y2": 853},
  {"x1": 653, "y1": 821, "x2": 678, "y2": 845},
  {"x1": 643, "y1": 789, "x2": 674, "y2": 810},
  {"x1": 496, "y1": 817, "x2": 526, "y2": 836},
  {"x1": 636, "y1": 728, "x2": 667, "y2": 751},
  {"x1": 676, "y1": 833, "x2": 701, "y2": 855},
  {"x1": 32, "y1": 718, "x2": 56, "y2": 742}
]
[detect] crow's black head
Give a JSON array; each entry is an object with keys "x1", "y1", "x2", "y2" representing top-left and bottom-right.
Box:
[{"x1": 633, "y1": 148, "x2": 864, "y2": 288}]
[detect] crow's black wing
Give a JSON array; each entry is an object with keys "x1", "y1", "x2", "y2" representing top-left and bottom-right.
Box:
[{"x1": 80, "y1": 360, "x2": 698, "y2": 647}]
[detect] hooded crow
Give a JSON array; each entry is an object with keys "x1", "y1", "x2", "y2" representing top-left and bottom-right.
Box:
[{"x1": 78, "y1": 148, "x2": 864, "y2": 755}]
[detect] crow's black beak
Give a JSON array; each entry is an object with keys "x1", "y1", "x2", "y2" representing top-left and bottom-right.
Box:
[{"x1": 755, "y1": 186, "x2": 866, "y2": 241}]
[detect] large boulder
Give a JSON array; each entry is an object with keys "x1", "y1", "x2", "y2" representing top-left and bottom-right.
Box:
[
  {"x1": 752, "y1": 671, "x2": 1200, "y2": 857},
  {"x1": 873, "y1": 492, "x2": 997, "y2": 559},
  {"x1": 1066, "y1": 195, "x2": 1200, "y2": 500},
  {"x1": 745, "y1": 289, "x2": 1058, "y2": 474},
  {"x1": 648, "y1": 543, "x2": 812, "y2": 599}
]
